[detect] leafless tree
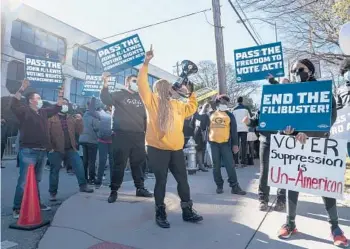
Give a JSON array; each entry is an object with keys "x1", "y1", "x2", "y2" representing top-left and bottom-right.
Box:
[
  {"x1": 192, "y1": 60, "x2": 260, "y2": 104},
  {"x1": 236, "y1": 0, "x2": 350, "y2": 65}
]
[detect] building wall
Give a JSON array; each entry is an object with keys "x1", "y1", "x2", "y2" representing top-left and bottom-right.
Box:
[{"x1": 1, "y1": 4, "x2": 177, "y2": 106}]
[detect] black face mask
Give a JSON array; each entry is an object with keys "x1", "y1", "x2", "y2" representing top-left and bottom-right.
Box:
[{"x1": 299, "y1": 71, "x2": 309, "y2": 82}]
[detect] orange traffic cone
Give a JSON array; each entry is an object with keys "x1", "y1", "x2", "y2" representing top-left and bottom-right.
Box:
[{"x1": 9, "y1": 164, "x2": 50, "y2": 230}]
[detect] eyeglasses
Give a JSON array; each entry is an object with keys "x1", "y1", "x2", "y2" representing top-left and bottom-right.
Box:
[
  {"x1": 131, "y1": 79, "x2": 137, "y2": 83},
  {"x1": 290, "y1": 68, "x2": 305, "y2": 74}
]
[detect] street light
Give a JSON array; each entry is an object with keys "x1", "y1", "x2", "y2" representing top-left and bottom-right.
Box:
[{"x1": 237, "y1": 18, "x2": 278, "y2": 43}]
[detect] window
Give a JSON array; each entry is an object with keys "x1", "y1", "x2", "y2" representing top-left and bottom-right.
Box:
[
  {"x1": 10, "y1": 19, "x2": 66, "y2": 61},
  {"x1": 6, "y1": 61, "x2": 24, "y2": 94},
  {"x1": 72, "y1": 46, "x2": 102, "y2": 74},
  {"x1": 70, "y1": 78, "x2": 90, "y2": 107}
]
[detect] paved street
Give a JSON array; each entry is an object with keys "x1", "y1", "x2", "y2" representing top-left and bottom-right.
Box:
[
  {"x1": 1, "y1": 159, "x2": 132, "y2": 249},
  {"x1": 37, "y1": 164, "x2": 350, "y2": 249}
]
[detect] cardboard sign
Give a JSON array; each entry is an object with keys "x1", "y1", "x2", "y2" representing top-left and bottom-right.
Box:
[
  {"x1": 330, "y1": 106, "x2": 350, "y2": 143},
  {"x1": 234, "y1": 42, "x2": 284, "y2": 83},
  {"x1": 97, "y1": 34, "x2": 145, "y2": 72},
  {"x1": 82, "y1": 74, "x2": 117, "y2": 97},
  {"x1": 196, "y1": 87, "x2": 218, "y2": 102},
  {"x1": 259, "y1": 80, "x2": 333, "y2": 131},
  {"x1": 268, "y1": 134, "x2": 347, "y2": 199},
  {"x1": 25, "y1": 55, "x2": 63, "y2": 88}
]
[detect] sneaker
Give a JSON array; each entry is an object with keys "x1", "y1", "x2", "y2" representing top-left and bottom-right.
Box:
[
  {"x1": 182, "y1": 206, "x2": 203, "y2": 223},
  {"x1": 50, "y1": 193, "x2": 57, "y2": 202},
  {"x1": 13, "y1": 209, "x2": 20, "y2": 219},
  {"x1": 146, "y1": 173, "x2": 155, "y2": 179},
  {"x1": 136, "y1": 188, "x2": 153, "y2": 197},
  {"x1": 259, "y1": 201, "x2": 268, "y2": 211},
  {"x1": 40, "y1": 203, "x2": 52, "y2": 211},
  {"x1": 274, "y1": 201, "x2": 286, "y2": 212},
  {"x1": 278, "y1": 223, "x2": 297, "y2": 239},
  {"x1": 231, "y1": 185, "x2": 246, "y2": 195},
  {"x1": 108, "y1": 191, "x2": 118, "y2": 203},
  {"x1": 94, "y1": 182, "x2": 102, "y2": 189},
  {"x1": 80, "y1": 184, "x2": 94, "y2": 193},
  {"x1": 332, "y1": 226, "x2": 349, "y2": 248},
  {"x1": 87, "y1": 179, "x2": 95, "y2": 185},
  {"x1": 216, "y1": 187, "x2": 224, "y2": 194}
]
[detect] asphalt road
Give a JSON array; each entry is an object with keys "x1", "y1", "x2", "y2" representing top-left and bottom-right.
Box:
[{"x1": 1, "y1": 159, "x2": 133, "y2": 249}]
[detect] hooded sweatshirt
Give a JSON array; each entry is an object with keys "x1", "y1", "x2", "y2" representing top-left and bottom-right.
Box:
[
  {"x1": 137, "y1": 64, "x2": 198, "y2": 151},
  {"x1": 79, "y1": 98, "x2": 100, "y2": 144}
]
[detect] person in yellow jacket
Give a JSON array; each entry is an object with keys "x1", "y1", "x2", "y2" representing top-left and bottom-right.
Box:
[{"x1": 137, "y1": 46, "x2": 203, "y2": 228}]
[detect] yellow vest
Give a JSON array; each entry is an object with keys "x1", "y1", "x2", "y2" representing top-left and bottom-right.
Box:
[{"x1": 209, "y1": 111, "x2": 231, "y2": 143}]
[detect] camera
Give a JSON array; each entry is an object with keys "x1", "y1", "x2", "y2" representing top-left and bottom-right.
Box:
[{"x1": 172, "y1": 60, "x2": 198, "y2": 97}]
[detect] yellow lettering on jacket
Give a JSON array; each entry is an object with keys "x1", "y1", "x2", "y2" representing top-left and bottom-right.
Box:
[{"x1": 209, "y1": 111, "x2": 230, "y2": 143}]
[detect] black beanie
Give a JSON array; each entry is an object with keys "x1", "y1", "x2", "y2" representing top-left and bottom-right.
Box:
[{"x1": 299, "y1": 59, "x2": 315, "y2": 75}]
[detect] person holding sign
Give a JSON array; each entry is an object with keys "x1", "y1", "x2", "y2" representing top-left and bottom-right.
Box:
[
  {"x1": 11, "y1": 79, "x2": 63, "y2": 219},
  {"x1": 100, "y1": 71, "x2": 152, "y2": 203},
  {"x1": 47, "y1": 97, "x2": 94, "y2": 201},
  {"x1": 137, "y1": 45, "x2": 203, "y2": 228},
  {"x1": 277, "y1": 59, "x2": 348, "y2": 248},
  {"x1": 201, "y1": 95, "x2": 246, "y2": 196}
]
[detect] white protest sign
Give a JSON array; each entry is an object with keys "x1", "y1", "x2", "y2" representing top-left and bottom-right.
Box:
[{"x1": 268, "y1": 134, "x2": 347, "y2": 199}]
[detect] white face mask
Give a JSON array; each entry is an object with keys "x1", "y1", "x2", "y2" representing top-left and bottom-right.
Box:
[
  {"x1": 218, "y1": 104, "x2": 228, "y2": 112},
  {"x1": 36, "y1": 100, "x2": 43, "y2": 109},
  {"x1": 61, "y1": 105, "x2": 69, "y2": 113},
  {"x1": 130, "y1": 83, "x2": 138, "y2": 92}
]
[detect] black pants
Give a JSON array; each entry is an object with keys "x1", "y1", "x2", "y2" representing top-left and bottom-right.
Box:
[
  {"x1": 234, "y1": 132, "x2": 248, "y2": 165},
  {"x1": 1, "y1": 125, "x2": 8, "y2": 160},
  {"x1": 287, "y1": 190, "x2": 338, "y2": 228},
  {"x1": 81, "y1": 143, "x2": 98, "y2": 180},
  {"x1": 259, "y1": 140, "x2": 286, "y2": 203},
  {"x1": 110, "y1": 132, "x2": 145, "y2": 191},
  {"x1": 147, "y1": 146, "x2": 191, "y2": 206}
]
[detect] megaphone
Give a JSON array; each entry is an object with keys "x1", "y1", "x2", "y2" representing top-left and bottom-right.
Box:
[{"x1": 172, "y1": 60, "x2": 198, "y2": 98}]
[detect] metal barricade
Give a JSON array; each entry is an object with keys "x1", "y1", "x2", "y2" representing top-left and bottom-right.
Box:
[{"x1": 3, "y1": 136, "x2": 17, "y2": 159}]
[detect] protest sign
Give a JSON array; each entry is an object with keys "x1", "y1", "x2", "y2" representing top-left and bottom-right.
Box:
[
  {"x1": 330, "y1": 106, "x2": 350, "y2": 143},
  {"x1": 82, "y1": 74, "x2": 117, "y2": 97},
  {"x1": 268, "y1": 134, "x2": 347, "y2": 199},
  {"x1": 258, "y1": 80, "x2": 333, "y2": 131},
  {"x1": 25, "y1": 55, "x2": 63, "y2": 88},
  {"x1": 97, "y1": 34, "x2": 145, "y2": 73},
  {"x1": 234, "y1": 42, "x2": 284, "y2": 83}
]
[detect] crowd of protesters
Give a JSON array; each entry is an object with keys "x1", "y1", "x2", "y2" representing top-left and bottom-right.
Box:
[{"x1": 0, "y1": 47, "x2": 349, "y2": 247}]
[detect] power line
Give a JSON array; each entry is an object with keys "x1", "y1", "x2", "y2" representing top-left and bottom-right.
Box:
[
  {"x1": 227, "y1": 0, "x2": 260, "y2": 46},
  {"x1": 234, "y1": 0, "x2": 264, "y2": 44},
  {"x1": 69, "y1": 8, "x2": 212, "y2": 49}
]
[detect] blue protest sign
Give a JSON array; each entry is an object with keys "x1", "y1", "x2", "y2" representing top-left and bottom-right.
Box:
[
  {"x1": 330, "y1": 106, "x2": 350, "y2": 142},
  {"x1": 25, "y1": 55, "x2": 63, "y2": 89},
  {"x1": 234, "y1": 42, "x2": 284, "y2": 83},
  {"x1": 82, "y1": 74, "x2": 117, "y2": 97},
  {"x1": 97, "y1": 34, "x2": 145, "y2": 73},
  {"x1": 258, "y1": 80, "x2": 333, "y2": 131}
]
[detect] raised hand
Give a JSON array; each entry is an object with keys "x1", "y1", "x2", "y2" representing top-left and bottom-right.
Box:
[
  {"x1": 296, "y1": 132, "x2": 308, "y2": 144},
  {"x1": 283, "y1": 125, "x2": 295, "y2": 135},
  {"x1": 102, "y1": 72, "x2": 111, "y2": 88},
  {"x1": 144, "y1": 45, "x2": 154, "y2": 64},
  {"x1": 20, "y1": 79, "x2": 29, "y2": 91}
]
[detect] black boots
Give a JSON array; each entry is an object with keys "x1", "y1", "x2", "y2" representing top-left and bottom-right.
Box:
[
  {"x1": 108, "y1": 191, "x2": 118, "y2": 203},
  {"x1": 155, "y1": 205, "x2": 170, "y2": 228},
  {"x1": 136, "y1": 188, "x2": 153, "y2": 197},
  {"x1": 181, "y1": 201, "x2": 203, "y2": 223}
]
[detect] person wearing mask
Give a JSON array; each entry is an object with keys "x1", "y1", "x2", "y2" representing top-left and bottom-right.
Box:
[
  {"x1": 201, "y1": 95, "x2": 246, "y2": 195},
  {"x1": 79, "y1": 98, "x2": 100, "y2": 184},
  {"x1": 95, "y1": 105, "x2": 113, "y2": 188},
  {"x1": 232, "y1": 96, "x2": 252, "y2": 168},
  {"x1": 138, "y1": 46, "x2": 203, "y2": 228},
  {"x1": 100, "y1": 72, "x2": 152, "y2": 203},
  {"x1": 276, "y1": 59, "x2": 348, "y2": 248},
  {"x1": 192, "y1": 108, "x2": 208, "y2": 172},
  {"x1": 48, "y1": 98, "x2": 93, "y2": 201},
  {"x1": 11, "y1": 79, "x2": 63, "y2": 219},
  {"x1": 337, "y1": 58, "x2": 350, "y2": 109}
]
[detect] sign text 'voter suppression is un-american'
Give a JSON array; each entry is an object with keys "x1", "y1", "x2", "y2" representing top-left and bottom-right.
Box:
[
  {"x1": 25, "y1": 55, "x2": 63, "y2": 88},
  {"x1": 234, "y1": 42, "x2": 284, "y2": 83},
  {"x1": 97, "y1": 34, "x2": 145, "y2": 72}
]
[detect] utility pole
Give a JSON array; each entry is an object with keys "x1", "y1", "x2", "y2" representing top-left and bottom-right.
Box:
[
  {"x1": 173, "y1": 61, "x2": 180, "y2": 76},
  {"x1": 212, "y1": 0, "x2": 227, "y2": 94}
]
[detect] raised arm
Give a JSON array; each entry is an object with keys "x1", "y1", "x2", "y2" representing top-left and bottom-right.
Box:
[
  {"x1": 100, "y1": 72, "x2": 114, "y2": 106},
  {"x1": 137, "y1": 46, "x2": 153, "y2": 106},
  {"x1": 11, "y1": 79, "x2": 29, "y2": 120},
  {"x1": 183, "y1": 93, "x2": 198, "y2": 118}
]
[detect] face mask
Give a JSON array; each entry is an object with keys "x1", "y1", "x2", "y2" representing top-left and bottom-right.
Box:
[
  {"x1": 36, "y1": 100, "x2": 43, "y2": 109},
  {"x1": 61, "y1": 105, "x2": 69, "y2": 113},
  {"x1": 130, "y1": 83, "x2": 138, "y2": 92},
  {"x1": 218, "y1": 104, "x2": 228, "y2": 112},
  {"x1": 299, "y1": 71, "x2": 309, "y2": 82}
]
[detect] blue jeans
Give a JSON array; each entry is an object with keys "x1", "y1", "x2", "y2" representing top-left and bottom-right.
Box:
[
  {"x1": 48, "y1": 149, "x2": 87, "y2": 195},
  {"x1": 97, "y1": 142, "x2": 113, "y2": 184},
  {"x1": 210, "y1": 142, "x2": 238, "y2": 188},
  {"x1": 13, "y1": 148, "x2": 47, "y2": 210}
]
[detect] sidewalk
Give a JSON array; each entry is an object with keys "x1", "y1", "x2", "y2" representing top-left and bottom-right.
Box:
[{"x1": 37, "y1": 165, "x2": 350, "y2": 249}]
